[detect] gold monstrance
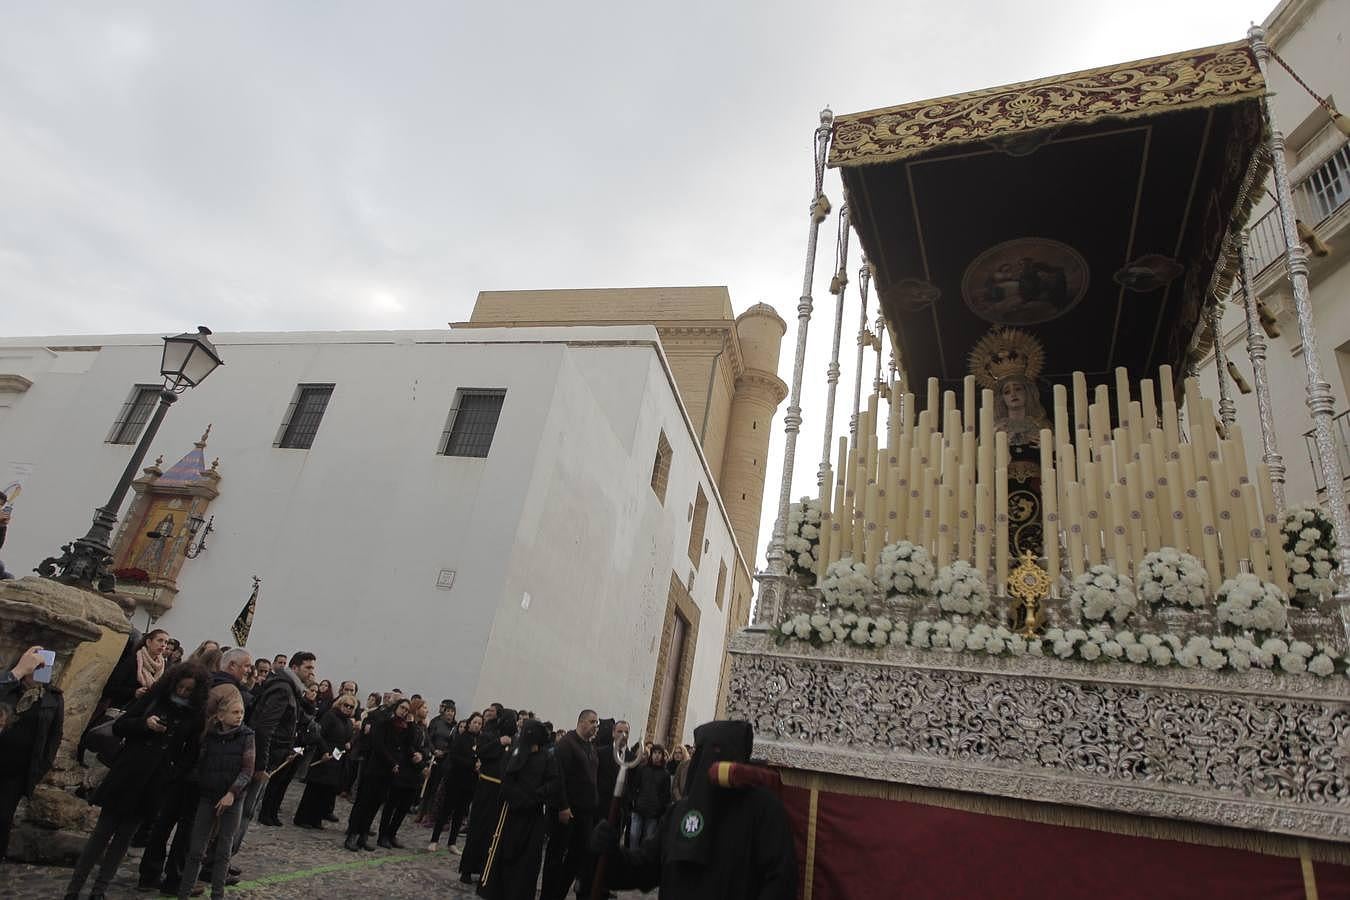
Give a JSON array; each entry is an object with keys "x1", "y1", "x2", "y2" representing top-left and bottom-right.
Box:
[{"x1": 1008, "y1": 550, "x2": 1051, "y2": 637}]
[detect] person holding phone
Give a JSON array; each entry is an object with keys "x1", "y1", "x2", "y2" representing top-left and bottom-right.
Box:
[
  {"x1": 63, "y1": 663, "x2": 207, "y2": 899},
  {"x1": 0, "y1": 646, "x2": 64, "y2": 864}
]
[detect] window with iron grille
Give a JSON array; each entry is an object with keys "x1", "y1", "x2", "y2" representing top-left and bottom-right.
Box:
[
  {"x1": 275, "y1": 384, "x2": 335, "y2": 450},
  {"x1": 106, "y1": 385, "x2": 161, "y2": 444},
  {"x1": 650, "y1": 430, "x2": 673, "y2": 503},
  {"x1": 439, "y1": 389, "x2": 506, "y2": 458},
  {"x1": 687, "y1": 484, "x2": 708, "y2": 567}
]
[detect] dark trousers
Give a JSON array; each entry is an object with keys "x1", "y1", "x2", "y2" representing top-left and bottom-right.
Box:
[
  {"x1": 539, "y1": 811, "x2": 594, "y2": 900},
  {"x1": 294, "y1": 781, "x2": 336, "y2": 827},
  {"x1": 178, "y1": 797, "x2": 244, "y2": 900},
  {"x1": 379, "y1": 784, "x2": 417, "y2": 840},
  {"x1": 259, "y1": 762, "x2": 297, "y2": 821},
  {"x1": 139, "y1": 780, "x2": 198, "y2": 888},
  {"x1": 429, "y1": 775, "x2": 472, "y2": 846},
  {"x1": 419, "y1": 761, "x2": 447, "y2": 817},
  {"x1": 65, "y1": 808, "x2": 140, "y2": 897},
  {"x1": 346, "y1": 772, "x2": 390, "y2": 838},
  {"x1": 0, "y1": 775, "x2": 25, "y2": 862},
  {"x1": 459, "y1": 776, "x2": 501, "y2": 876}
]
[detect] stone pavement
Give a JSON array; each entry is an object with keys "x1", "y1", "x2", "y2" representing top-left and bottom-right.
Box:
[{"x1": 1, "y1": 792, "x2": 646, "y2": 899}]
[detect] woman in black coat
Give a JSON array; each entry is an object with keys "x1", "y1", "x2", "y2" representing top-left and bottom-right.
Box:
[
  {"x1": 378, "y1": 699, "x2": 428, "y2": 848},
  {"x1": 344, "y1": 698, "x2": 412, "y2": 852},
  {"x1": 63, "y1": 663, "x2": 207, "y2": 900},
  {"x1": 429, "y1": 712, "x2": 481, "y2": 851},
  {"x1": 294, "y1": 695, "x2": 356, "y2": 828}
]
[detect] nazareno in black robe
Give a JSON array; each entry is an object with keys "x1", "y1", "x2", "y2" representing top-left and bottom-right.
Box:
[
  {"x1": 598, "y1": 720, "x2": 798, "y2": 900},
  {"x1": 477, "y1": 720, "x2": 561, "y2": 900},
  {"x1": 459, "y1": 709, "x2": 517, "y2": 877}
]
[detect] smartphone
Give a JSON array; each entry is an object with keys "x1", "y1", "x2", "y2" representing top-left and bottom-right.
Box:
[{"x1": 33, "y1": 649, "x2": 56, "y2": 683}]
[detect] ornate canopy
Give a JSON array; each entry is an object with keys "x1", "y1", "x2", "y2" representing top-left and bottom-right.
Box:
[{"x1": 831, "y1": 40, "x2": 1269, "y2": 400}]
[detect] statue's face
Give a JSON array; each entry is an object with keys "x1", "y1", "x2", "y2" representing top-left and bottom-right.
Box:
[{"x1": 1001, "y1": 380, "x2": 1028, "y2": 414}]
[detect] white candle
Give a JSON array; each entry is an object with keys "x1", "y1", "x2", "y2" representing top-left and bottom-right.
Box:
[
  {"x1": 963, "y1": 375, "x2": 976, "y2": 434},
  {"x1": 1066, "y1": 481, "x2": 1086, "y2": 578},
  {"x1": 996, "y1": 465, "x2": 1009, "y2": 594},
  {"x1": 958, "y1": 462, "x2": 974, "y2": 563}
]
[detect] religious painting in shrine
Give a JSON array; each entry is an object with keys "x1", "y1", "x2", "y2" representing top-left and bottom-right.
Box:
[
  {"x1": 118, "y1": 496, "x2": 188, "y2": 580},
  {"x1": 961, "y1": 237, "x2": 1089, "y2": 326}
]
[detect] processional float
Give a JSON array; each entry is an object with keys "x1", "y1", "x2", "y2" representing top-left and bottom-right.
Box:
[{"x1": 732, "y1": 28, "x2": 1350, "y2": 899}]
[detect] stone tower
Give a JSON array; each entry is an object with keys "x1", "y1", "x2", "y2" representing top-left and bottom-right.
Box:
[{"x1": 717, "y1": 303, "x2": 787, "y2": 560}]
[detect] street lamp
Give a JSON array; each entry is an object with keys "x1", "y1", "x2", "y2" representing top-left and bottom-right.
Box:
[{"x1": 38, "y1": 327, "x2": 223, "y2": 592}]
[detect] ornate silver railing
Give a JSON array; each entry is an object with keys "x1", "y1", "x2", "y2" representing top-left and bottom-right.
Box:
[{"x1": 1247, "y1": 139, "x2": 1350, "y2": 275}]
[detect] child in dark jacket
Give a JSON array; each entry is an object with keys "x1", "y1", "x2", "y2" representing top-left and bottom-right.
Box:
[{"x1": 178, "y1": 687, "x2": 255, "y2": 900}]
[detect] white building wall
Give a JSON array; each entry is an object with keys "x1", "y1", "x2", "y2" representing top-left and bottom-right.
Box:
[{"x1": 0, "y1": 326, "x2": 744, "y2": 737}]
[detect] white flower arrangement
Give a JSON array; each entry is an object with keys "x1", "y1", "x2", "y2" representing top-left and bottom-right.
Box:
[
  {"x1": 1067, "y1": 564, "x2": 1136, "y2": 625},
  {"x1": 874, "y1": 541, "x2": 936, "y2": 599},
  {"x1": 776, "y1": 607, "x2": 893, "y2": 648},
  {"x1": 820, "y1": 557, "x2": 874, "y2": 611},
  {"x1": 1136, "y1": 548, "x2": 1208, "y2": 610},
  {"x1": 1280, "y1": 505, "x2": 1338, "y2": 605},
  {"x1": 784, "y1": 497, "x2": 824, "y2": 580},
  {"x1": 1215, "y1": 574, "x2": 1289, "y2": 638},
  {"x1": 932, "y1": 561, "x2": 991, "y2": 618}
]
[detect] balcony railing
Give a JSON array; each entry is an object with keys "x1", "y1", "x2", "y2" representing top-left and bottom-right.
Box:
[
  {"x1": 1247, "y1": 139, "x2": 1350, "y2": 275},
  {"x1": 1305, "y1": 408, "x2": 1350, "y2": 494}
]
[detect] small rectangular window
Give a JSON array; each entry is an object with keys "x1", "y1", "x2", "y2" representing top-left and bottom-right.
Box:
[
  {"x1": 275, "y1": 384, "x2": 335, "y2": 450},
  {"x1": 439, "y1": 389, "x2": 506, "y2": 458},
  {"x1": 687, "y1": 485, "x2": 708, "y2": 567},
  {"x1": 650, "y1": 430, "x2": 673, "y2": 503},
  {"x1": 714, "y1": 560, "x2": 727, "y2": 611},
  {"x1": 106, "y1": 385, "x2": 161, "y2": 444}
]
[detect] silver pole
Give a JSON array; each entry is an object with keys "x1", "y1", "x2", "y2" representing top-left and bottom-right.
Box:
[
  {"x1": 1250, "y1": 25, "x2": 1350, "y2": 642},
  {"x1": 818, "y1": 206, "x2": 850, "y2": 487},
  {"x1": 1209, "y1": 298, "x2": 1237, "y2": 436},
  {"x1": 764, "y1": 108, "x2": 834, "y2": 595},
  {"x1": 849, "y1": 246, "x2": 870, "y2": 439},
  {"x1": 1237, "y1": 230, "x2": 1287, "y2": 513}
]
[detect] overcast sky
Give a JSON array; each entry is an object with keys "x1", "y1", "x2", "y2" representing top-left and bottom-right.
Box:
[{"x1": 1, "y1": 1, "x2": 1275, "y2": 570}]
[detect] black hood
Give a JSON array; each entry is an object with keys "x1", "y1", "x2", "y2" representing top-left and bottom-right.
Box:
[{"x1": 665, "y1": 720, "x2": 754, "y2": 867}]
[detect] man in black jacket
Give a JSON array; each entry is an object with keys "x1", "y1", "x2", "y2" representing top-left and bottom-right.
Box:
[
  {"x1": 0, "y1": 646, "x2": 63, "y2": 863},
  {"x1": 234, "y1": 651, "x2": 315, "y2": 847},
  {"x1": 540, "y1": 709, "x2": 599, "y2": 900}
]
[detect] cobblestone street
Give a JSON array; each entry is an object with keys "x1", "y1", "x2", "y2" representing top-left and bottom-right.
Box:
[{"x1": 2, "y1": 793, "x2": 643, "y2": 899}]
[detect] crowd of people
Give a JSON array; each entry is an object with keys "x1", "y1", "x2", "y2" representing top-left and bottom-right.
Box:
[{"x1": 2, "y1": 621, "x2": 797, "y2": 900}]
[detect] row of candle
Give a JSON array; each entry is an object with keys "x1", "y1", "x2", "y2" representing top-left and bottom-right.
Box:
[
  {"x1": 1045, "y1": 366, "x2": 1287, "y2": 594},
  {"x1": 816, "y1": 374, "x2": 1013, "y2": 590},
  {"x1": 815, "y1": 363, "x2": 1288, "y2": 597}
]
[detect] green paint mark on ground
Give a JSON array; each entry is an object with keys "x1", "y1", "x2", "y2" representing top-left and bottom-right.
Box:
[{"x1": 226, "y1": 852, "x2": 422, "y2": 891}]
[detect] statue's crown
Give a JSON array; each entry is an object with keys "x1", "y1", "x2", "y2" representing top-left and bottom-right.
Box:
[{"x1": 968, "y1": 327, "x2": 1045, "y2": 389}]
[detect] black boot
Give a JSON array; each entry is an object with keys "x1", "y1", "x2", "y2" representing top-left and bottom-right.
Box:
[
  {"x1": 387, "y1": 834, "x2": 404, "y2": 849},
  {"x1": 358, "y1": 836, "x2": 376, "y2": 851},
  {"x1": 377, "y1": 835, "x2": 392, "y2": 849},
  {"x1": 344, "y1": 834, "x2": 361, "y2": 852}
]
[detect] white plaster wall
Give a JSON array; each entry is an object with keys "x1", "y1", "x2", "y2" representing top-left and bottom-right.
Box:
[
  {"x1": 0, "y1": 327, "x2": 741, "y2": 735},
  {"x1": 477, "y1": 347, "x2": 736, "y2": 741}
]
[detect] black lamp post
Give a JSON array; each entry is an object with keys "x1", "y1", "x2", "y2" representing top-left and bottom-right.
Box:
[{"x1": 38, "y1": 327, "x2": 223, "y2": 592}]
